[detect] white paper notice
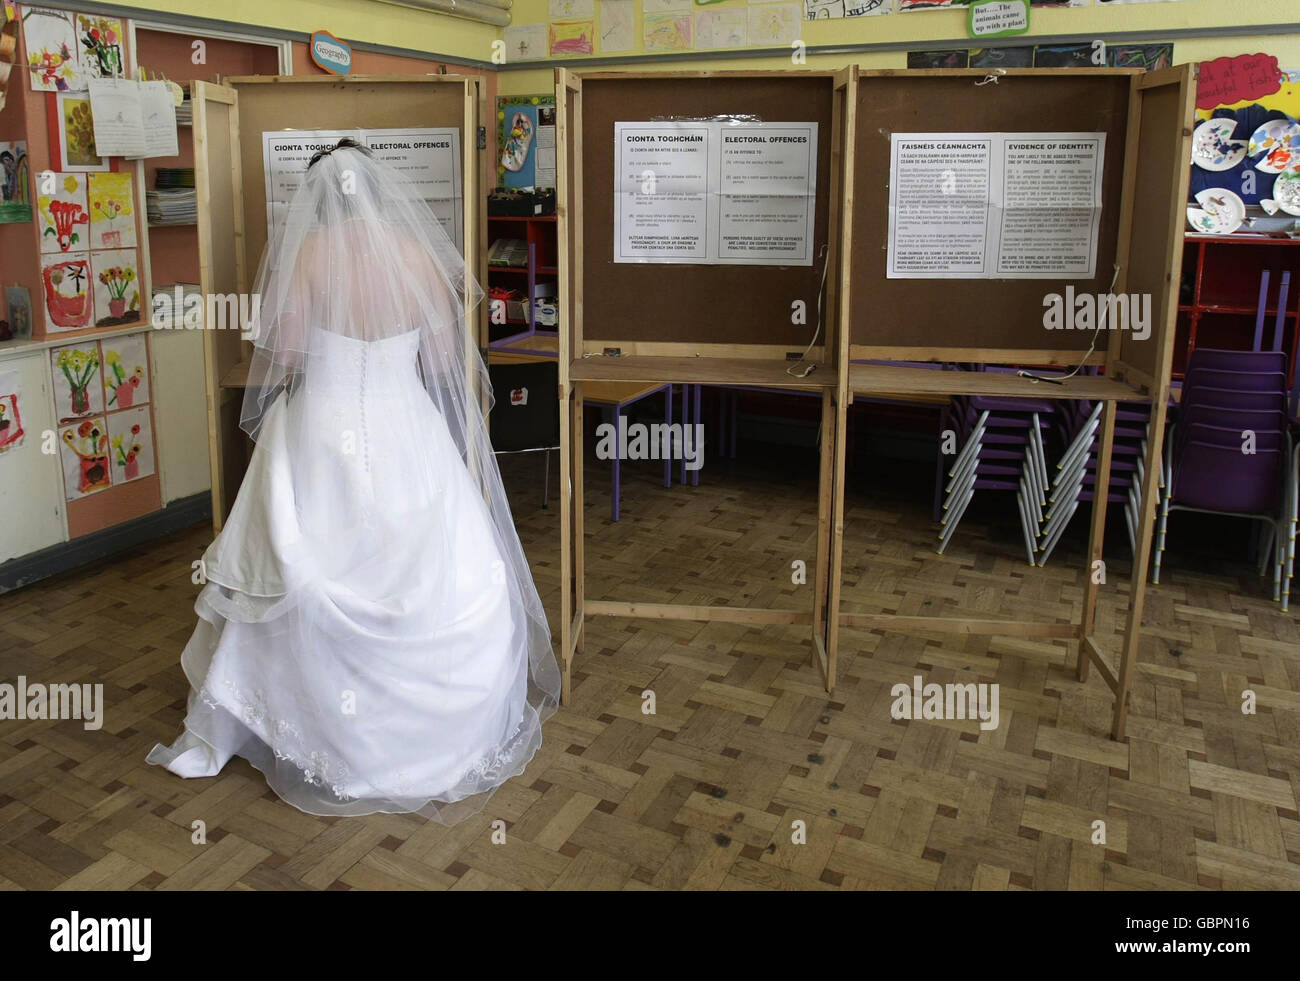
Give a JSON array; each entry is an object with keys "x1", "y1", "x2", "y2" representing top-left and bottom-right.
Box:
[
  {"x1": 136, "y1": 80, "x2": 179, "y2": 159},
  {"x1": 262, "y1": 128, "x2": 463, "y2": 254},
  {"x1": 887, "y1": 132, "x2": 1105, "y2": 279},
  {"x1": 88, "y1": 78, "x2": 146, "y2": 157},
  {"x1": 615, "y1": 120, "x2": 817, "y2": 265}
]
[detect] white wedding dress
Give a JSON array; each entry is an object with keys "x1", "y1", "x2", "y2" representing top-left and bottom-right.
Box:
[{"x1": 148, "y1": 141, "x2": 559, "y2": 822}]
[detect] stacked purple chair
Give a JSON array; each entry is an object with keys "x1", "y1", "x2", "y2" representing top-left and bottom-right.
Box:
[
  {"x1": 935, "y1": 390, "x2": 1052, "y2": 565},
  {"x1": 1036, "y1": 397, "x2": 1161, "y2": 566},
  {"x1": 1152, "y1": 347, "x2": 1297, "y2": 610}
]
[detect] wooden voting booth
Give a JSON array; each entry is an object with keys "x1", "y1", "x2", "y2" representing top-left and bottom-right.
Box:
[
  {"x1": 827, "y1": 66, "x2": 1196, "y2": 740},
  {"x1": 191, "y1": 74, "x2": 486, "y2": 530},
  {"x1": 555, "y1": 69, "x2": 854, "y2": 703}
]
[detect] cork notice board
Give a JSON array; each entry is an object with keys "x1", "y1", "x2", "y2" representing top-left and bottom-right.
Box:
[
  {"x1": 578, "y1": 74, "x2": 837, "y2": 349},
  {"x1": 850, "y1": 70, "x2": 1137, "y2": 357}
]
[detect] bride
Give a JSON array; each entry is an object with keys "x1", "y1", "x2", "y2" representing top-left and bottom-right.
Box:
[{"x1": 148, "y1": 138, "x2": 560, "y2": 823}]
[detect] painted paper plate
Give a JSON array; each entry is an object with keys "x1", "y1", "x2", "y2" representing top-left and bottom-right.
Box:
[
  {"x1": 1186, "y1": 187, "x2": 1246, "y2": 235},
  {"x1": 1273, "y1": 172, "x2": 1300, "y2": 217},
  {"x1": 1248, "y1": 119, "x2": 1300, "y2": 173},
  {"x1": 1192, "y1": 118, "x2": 1247, "y2": 171}
]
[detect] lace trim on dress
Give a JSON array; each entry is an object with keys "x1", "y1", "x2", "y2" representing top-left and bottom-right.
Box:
[{"x1": 200, "y1": 677, "x2": 536, "y2": 804}]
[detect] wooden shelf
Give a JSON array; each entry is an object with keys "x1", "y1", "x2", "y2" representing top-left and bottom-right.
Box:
[
  {"x1": 569, "y1": 356, "x2": 832, "y2": 389},
  {"x1": 220, "y1": 360, "x2": 251, "y2": 389},
  {"x1": 849, "y1": 363, "x2": 1146, "y2": 401}
]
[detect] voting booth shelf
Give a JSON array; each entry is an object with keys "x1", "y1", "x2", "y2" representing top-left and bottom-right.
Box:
[
  {"x1": 187, "y1": 74, "x2": 487, "y2": 531},
  {"x1": 554, "y1": 65, "x2": 1196, "y2": 740}
]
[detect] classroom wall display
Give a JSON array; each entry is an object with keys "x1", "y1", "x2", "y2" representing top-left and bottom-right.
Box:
[
  {"x1": 695, "y1": 8, "x2": 747, "y2": 50},
  {"x1": 51, "y1": 341, "x2": 103, "y2": 421},
  {"x1": 549, "y1": 20, "x2": 594, "y2": 56},
  {"x1": 87, "y1": 171, "x2": 136, "y2": 249},
  {"x1": 38, "y1": 171, "x2": 89, "y2": 252},
  {"x1": 504, "y1": 24, "x2": 548, "y2": 62},
  {"x1": 599, "y1": 0, "x2": 634, "y2": 53},
  {"x1": 58, "y1": 414, "x2": 111, "y2": 498},
  {"x1": 910, "y1": 42, "x2": 1173, "y2": 71},
  {"x1": 101, "y1": 332, "x2": 149, "y2": 409},
  {"x1": 0, "y1": 369, "x2": 25, "y2": 455},
  {"x1": 106, "y1": 405, "x2": 153, "y2": 484},
  {"x1": 0, "y1": 140, "x2": 32, "y2": 223},
  {"x1": 2, "y1": 285, "x2": 33, "y2": 340},
  {"x1": 749, "y1": 5, "x2": 801, "y2": 44},
  {"x1": 549, "y1": 0, "x2": 594, "y2": 16},
  {"x1": 56, "y1": 95, "x2": 107, "y2": 171},
  {"x1": 22, "y1": 7, "x2": 80, "y2": 92},
  {"x1": 643, "y1": 13, "x2": 691, "y2": 53},
  {"x1": 804, "y1": 0, "x2": 891, "y2": 18},
  {"x1": 40, "y1": 253, "x2": 92, "y2": 331},
  {"x1": 75, "y1": 13, "x2": 125, "y2": 80},
  {"x1": 90, "y1": 248, "x2": 141, "y2": 327},
  {"x1": 497, "y1": 96, "x2": 557, "y2": 189}
]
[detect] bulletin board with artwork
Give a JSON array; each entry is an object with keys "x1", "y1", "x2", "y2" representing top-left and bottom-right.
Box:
[{"x1": 496, "y1": 94, "x2": 556, "y2": 190}]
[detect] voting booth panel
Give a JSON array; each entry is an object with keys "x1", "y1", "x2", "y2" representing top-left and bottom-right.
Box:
[
  {"x1": 190, "y1": 75, "x2": 484, "y2": 529},
  {"x1": 828, "y1": 66, "x2": 1195, "y2": 739},
  {"x1": 555, "y1": 69, "x2": 854, "y2": 701}
]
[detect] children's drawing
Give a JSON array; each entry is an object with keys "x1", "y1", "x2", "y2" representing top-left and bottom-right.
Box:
[
  {"x1": 57, "y1": 93, "x2": 106, "y2": 171},
  {"x1": 41, "y1": 253, "x2": 93, "y2": 331},
  {"x1": 2, "y1": 285, "x2": 33, "y2": 341},
  {"x1": 38, "y1": 171, "x2": 89, "y2": 252},
  {"x1": 76, "y1": 14, "x2": 124, "y2": 80},
  {"x1": 22, "y1": 7, "x2": 80, "y2": 92},
  {"x1": 695, "y1": 9, "x2": 746, "y2": 49},
  {"x1": 643, "y1": 13, "x2": 691, "y2": 52},
  {"x1": 102, "y1": 333, "x2": 149, "y2": 408},
  {"x1": 107, "y1": 406, "x2": 153, "y2": 484},
  {"x1": 87, "y1": 171, "x2": 136, "y2": 248},
  {"x1": 59, "y1": 415, "x2": 111, "y2": 498},
  {"x1": 549, "y1": 20, "x2": 594, "y2": 56},
  {"x1": 91, "y1": 248, "x2": 141, "y2": 327},
  {"x1": 503, "y1": 25, "x2": 547, "y2": 62},
  {"x1": 749, "y1": 5, "x2": 800, "y2": 45},
  {"x1": 643, "y1": 0, "x2": 690, "y2": 12},
  {"x1": 51, "y1": 341, "x2": 102, "y2": 421},
  {"x1": 0, "y1": 371, "x2": 25, "y2": 455},
  {"x1": 548, "y1": 0, "x2": 594, "y2": 17},
  {"x1": 0, "y1": 141, "x2": 32, "y2": 223}
]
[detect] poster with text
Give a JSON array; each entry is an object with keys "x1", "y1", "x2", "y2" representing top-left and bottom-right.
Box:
[
  {"x1": 262, "y1": 128, "x2": 463, "y2": 256},
  {"x1": 886, "y1": 132, "x2": 1105, "y2": 279},
  {"x1": 614, "y1": 121, "x2": 818, "y2": 266}
]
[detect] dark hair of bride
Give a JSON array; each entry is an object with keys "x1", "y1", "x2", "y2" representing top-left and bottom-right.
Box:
[{"x1": 307, "y1": 137, "x2": 373, "y2": 171}]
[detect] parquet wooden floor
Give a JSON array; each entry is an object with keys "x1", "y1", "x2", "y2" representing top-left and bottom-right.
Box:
[{"x1": 2, "y1": 445, "x2": 1298, "y2": 891}]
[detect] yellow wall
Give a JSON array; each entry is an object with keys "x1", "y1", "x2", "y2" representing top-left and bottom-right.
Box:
[
  {"x1": 499, "y1": 0, "x2": 1300, "y2": 95},
  {"x1": 112, "y1": 0, "x2": 500, "y2": 63}
]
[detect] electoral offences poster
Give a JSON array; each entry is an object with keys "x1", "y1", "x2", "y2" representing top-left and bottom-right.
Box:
[
  {"x1": 886, "y1": 132, "x2": 1105, "y2": 279},
  {"x1": 614, "y1": 121, "x2": 818, "y2": 266},
  {"x1": 262, "y1": 128, "x2": 463, "y2": 255}
]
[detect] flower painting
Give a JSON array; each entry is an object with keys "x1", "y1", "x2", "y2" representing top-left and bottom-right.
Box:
[
  {"x1": 91, "y1": 249, "x2": 141, "y2": 328},
  {"x1": 76, "y1": 14, "x2": 124, "y2": 80},
  {"x1": 51, "y1": 341, "x2": 103, "y2": 422},
  {"x1": 23, "y1": 7, "x2": 80, "y2": 92},
  {"x1": 107, "y1": 406, "x2": 154, "y2": 484},
  {"x1": 41, "y1": 252, "x2": 93, "y2": 332},
  {"x1": 102, "y1": 333, "x2": 149, "y2": 409},
  {"x1": 58, "y1": 415, "x2": 111, "y2": 499},
  {"x1": 87, "y1": 172, "x2": 136, "y2": 248},
  {"x1": 38, "y1": 172, "x2": 89, "y2": 253},
  {"x1": 57, "y1": 94, "x2": 106, "y2": 171}
]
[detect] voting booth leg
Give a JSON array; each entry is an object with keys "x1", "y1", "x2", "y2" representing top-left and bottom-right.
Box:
[
  {"x1": 1112, "y1": 389, "x2": 1172, "y2": 741},
  {"x1": 814, "y1": 389, "x2": 840, "y2": 691},
  {"x1": 559, "y1": 390, "x2": 574, "y2": 706},
  {"x1": 1076, "y1": 399, "x2": 1117, "y2": 685}
]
